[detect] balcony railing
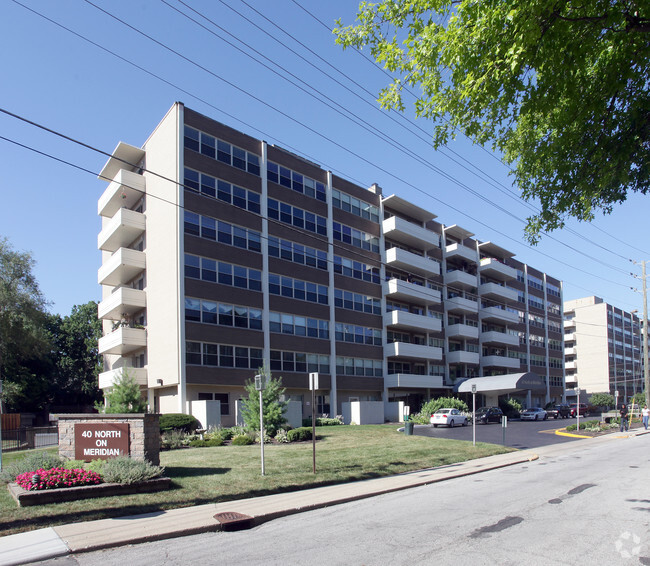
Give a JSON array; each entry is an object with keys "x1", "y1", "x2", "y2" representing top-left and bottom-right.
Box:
[
  {"x1": 383, "y1": 310, "x2": 442, "y2": 333},
  {"x1": 385, "y1": 342, "x2": 443, "y2": 361}
]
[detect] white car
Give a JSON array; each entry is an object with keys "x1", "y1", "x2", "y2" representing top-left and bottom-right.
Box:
[
  {"x1": 520, "y1": 407, "x2": 548, "y2": 421},
  {"x1": 430, "y1": 408, "x2": 468, "y2": 428}
]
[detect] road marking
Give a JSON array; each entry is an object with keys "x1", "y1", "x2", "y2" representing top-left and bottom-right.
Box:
[{"x1": 539, "y1": 427, "x2": 565, "y2": 434}]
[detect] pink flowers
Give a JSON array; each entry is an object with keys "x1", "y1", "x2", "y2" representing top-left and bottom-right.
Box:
[{"x1": 16, "y1": 468, "x2": 103, "y2": 491}]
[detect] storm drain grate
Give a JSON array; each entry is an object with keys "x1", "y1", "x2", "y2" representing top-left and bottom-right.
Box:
[{"x1": 214, "y1": 511, "x2": 254, "y2": 531}]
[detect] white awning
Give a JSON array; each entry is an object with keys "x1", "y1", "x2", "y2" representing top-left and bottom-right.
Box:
[{"x1": 456, "y1": 372, "x2": 546, "y2": 396}]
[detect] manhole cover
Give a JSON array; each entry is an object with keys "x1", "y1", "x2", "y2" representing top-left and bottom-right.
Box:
[{"x1": 214, "y1": 511, "x2": 254, "y2": 531}]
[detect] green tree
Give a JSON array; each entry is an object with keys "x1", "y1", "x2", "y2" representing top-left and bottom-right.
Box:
[
  {"x1": 589, "y1": 392, "x2": 615, "y2": 409},
  {"x1": 240, "y1": 372, "x2": 288, "y2": 437},
  {"x1": 47, "y1": 301, "x2": 103, "y2": 409},
  {"x1": 335, "y1": 2, "x2": 650, "y2": 242},
  {"x1": 100, "y1": 369, "x2": 147, "y2": 413},
  {"x1": 631, "y1": 391, "x2": 646, "y2": 406},
  {"x1": 0, "y1": 237, "x2": 51, "y2": 412},
  {"x1": 417, "y1": 396, "x2": 468, "y2": 421}
]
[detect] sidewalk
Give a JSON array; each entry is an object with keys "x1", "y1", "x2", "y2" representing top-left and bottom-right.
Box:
[{"x1": 2, "y1": 429, "x2": 645, "y2": 566}]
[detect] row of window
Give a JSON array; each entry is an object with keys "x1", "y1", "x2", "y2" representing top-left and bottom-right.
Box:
[
  {"x1": 334, "y1": 256, "x2": 380, "y2": 284},
  {"x1": 270, "y1": 351, "x2": 330, "y2": 374},
  {"x1": 187, "y1": 342, "x2": 263, "y2": 369},
  {"x1": 185, "y1": 126, "x2": 260, "y2": 175},
  {"x1": 270, "y1": 312, "x2": 329, "y2": 339},
  {"x1": 269, "y1": 274, "x2": 329, "y2": 304},
  {"x1": 185, "y1": 254, "x2": 262, "y2": 291},
  {"x1": 184, "y1": 168, "x2": 261, "y2": 213},
  {"x1": 267, "y1": 162, "x2": 327, "y2": 201},
  {"x1": 185, "y1": 298, "x2": 262, "y2": 329},
  {"x1": 184, "y1": 211, "x2": 261, "y2": 252},
  {"x1": 336, "y1": 323, "x2": 382, "y2": 346},
  {"x1": 336, "y1": 357, "x2": 382, "y2": 377},
  {"x1": 268, "y1": 236, "x2": 328, "y2": 270},
  {"x1": 332, "y1": 221, "x2": 380, "y2": 253},
  {"x1": 332, "y1": 189, "x2": 380, "y2": 223},
  {"x1": 334, "y1": 289, "x2": 382, "y2": 315},
  {"x1": 268, "y1": 198, "x2": 328, "y2": 236}
]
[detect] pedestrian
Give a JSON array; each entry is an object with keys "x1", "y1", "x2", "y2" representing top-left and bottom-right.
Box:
[
  {"x1": 642, "y1": 405, "x2": 649, "y2": 431},
  {"x1": 620, "y1": 404, "x2": 629, "y2": 432}
]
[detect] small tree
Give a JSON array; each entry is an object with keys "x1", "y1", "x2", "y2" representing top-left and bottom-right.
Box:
[
  {"x1": 240, "y1": 372, "x2": 288, "y2": 437},
  {"x1": 420, "y1": 397, "x2": 469, "y2": 416},
  {"x1": 99, "y1": 369, "x2": 147, "y2": 413},
  {"x1": 631, "y1": 392, "x2": 646, "y2": 407},
  {"x1": 590, "y1": 393, "x2": 615, "y2": 410}
]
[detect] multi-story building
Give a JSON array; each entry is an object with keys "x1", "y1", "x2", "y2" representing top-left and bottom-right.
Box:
[
  {"x1": 97, "y1": 103, "x2": 565, "y2": 425},
  {"x1": 563, "y1": 296, "x2": 642, "y2": 398}
]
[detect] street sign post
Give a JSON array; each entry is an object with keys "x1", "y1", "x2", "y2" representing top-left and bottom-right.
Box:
[
  {"x1": 502, "y1": 415, "x2": 507, "y2": 446},
  {"x1": 255, "y1": 373, "x2": 266, "y2": 476},
  {"x1": 472, "y1": 384, "x2": 477, "y2": 447},
  {"x1": 309, "y1": 373, "x2": 318, "y2": 473}
]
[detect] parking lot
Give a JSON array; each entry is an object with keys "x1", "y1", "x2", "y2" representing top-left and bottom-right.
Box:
[{"x1": 413, "y1": 416, "x2": 589, "y2": 449}]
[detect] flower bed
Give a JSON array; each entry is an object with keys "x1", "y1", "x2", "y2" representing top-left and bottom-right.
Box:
[{"x1": 16, "y1": 468, "x2": 102, "y2": 491}]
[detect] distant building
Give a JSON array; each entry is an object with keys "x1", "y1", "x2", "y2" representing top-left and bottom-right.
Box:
[
  {"x1": 97, "y1": 102, "x2": 565, "y2": 425},
  {"x1": 563, "y1": 296, "x2": 642, "y2": 398}
]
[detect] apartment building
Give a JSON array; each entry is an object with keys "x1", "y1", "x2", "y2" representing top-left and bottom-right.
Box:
[
  {"x1": 97, "y1": 102, "x2": 565, "y2": 425},
  {"x1": 564, "y1": 296, "x2": 642, "y2": 398}
]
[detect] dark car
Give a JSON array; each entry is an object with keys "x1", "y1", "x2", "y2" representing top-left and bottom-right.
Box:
[
  {"x1": 475, "y1": 406, "x2": 503, "y2": 424},
  {"x1": 570, "y1": 403, "x2": 590, "y2": 417},
  {"x1": 546, "y1": 405, "x2": 571, "y2": 419}
]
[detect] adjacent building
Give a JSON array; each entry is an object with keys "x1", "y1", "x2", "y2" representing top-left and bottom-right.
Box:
[
  {"x1": 97, "y1": 102, "x2": 565, "y2": 425},
  {"x1": 563, "y1": 296, "x2": 643, "y2": 398}
]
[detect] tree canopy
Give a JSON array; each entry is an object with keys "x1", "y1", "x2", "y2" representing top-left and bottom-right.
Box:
[
  {"x1": 335, "y1": 1, "x2": 650, "y2": 242},
  {"x1": 240, "y1": 372, "x2": 288, "y2": 437}
]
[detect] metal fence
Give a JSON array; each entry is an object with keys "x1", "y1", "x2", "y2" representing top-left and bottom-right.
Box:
[{"x1": 2, "y1": 426, "x2": 59, "y2": 452}]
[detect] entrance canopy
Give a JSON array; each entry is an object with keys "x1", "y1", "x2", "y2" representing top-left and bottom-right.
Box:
[{"x1": 455, "y1": 372, "x2": 546, "y2": 397}]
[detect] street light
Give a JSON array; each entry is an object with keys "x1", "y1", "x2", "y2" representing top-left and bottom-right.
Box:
[
  {"x1": 254, "y1": 373, "x2": 266, "y2": 476},
  {"x1": 472, "y1": 383, "x2": 477, "y2": 447}
]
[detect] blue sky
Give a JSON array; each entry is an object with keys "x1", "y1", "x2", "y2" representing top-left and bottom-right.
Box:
[{"x1": 1, "y1": 0, "x2": 648, "y2": 316}]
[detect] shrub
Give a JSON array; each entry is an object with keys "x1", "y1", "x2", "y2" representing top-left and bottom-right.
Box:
[
  {"x1": 159, "y1": 413, "x2": 201, "y2": 433},
  {"x1": 412, "y1": 397, "x2": 469, "y2": 424},
  {"x1": 231, "y1": 434, "x2": 254, "y2": 446},
  {"x1": 0, "y1": 451, "x2": 64, "y2": 484},
  {"x1": 566, "y1": 419, "x2": 600, "y2": 431},
  {"x1": 189, "y1": 438, "x2": 224, "y2": 448},
  {"x1": 160, "y1": 430, "x2": 190, "y2": 450},
  {"x1": 204, "y1": 426, "x2": 234, "y2": 442},
  {"x1": 302, "y1": 417, "x2": 342, "y2": 427},
  {"x1": 16, "y1": 468, "x2": 102, "y2": 491},
  {"x1": 287, "y1": 427, "x2": 312, "y2": 442},
  {"x1": 275, "y1": 428, "x2": 289, "y2": 443},
  {"x1": 101, "y1": 456, "x2": 165, "y2": 485},
  {"x1": 499, "y1": 398, "x2": 522, "y2": 418}
]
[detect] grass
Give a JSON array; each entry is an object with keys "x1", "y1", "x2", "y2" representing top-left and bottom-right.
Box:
[{"x1": 0, "y1": 425, "x2": 512, "y2": 536}]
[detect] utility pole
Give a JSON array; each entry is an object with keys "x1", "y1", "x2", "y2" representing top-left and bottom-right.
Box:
[{"x1": 632, "y1": 260, "x2": 650, "y2": 407}]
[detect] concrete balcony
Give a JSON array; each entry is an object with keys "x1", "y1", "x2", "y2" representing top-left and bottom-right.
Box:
[
  {"x1": 98, "y1": 248, "x2": 146, "y2": 287},
  {"x1": 98, "y1": 327, "x2": 146, "y2": 356},
  {"x1": 385, "y1": 247, "x2": 440, "y2": 278},
  {"x1": 98, "y1": 367, "x2": 147, "y2": 389},
  {"x1": 98, "y1": 208, "x2": 146, "y2": 252},
  {"x1": 385, "y1": 342, "x2": 443, "y2": 361},
  {"x1": 385, "y1": 373, "x2": 444, "y2": 389},
  {"x1": 445, "y1": 295, "x2": 479, "y2": 314},
  {"x1": 98, "y1": 287, "x2": 147, "y2": 321},
  {"x1": 384, "y1": 310, "x2": 442, "y2": 333},
  {"x1": 481, "y1": 355, "x2": 521, "y2": 369},
  {"x1": 384, "y1": 279, "x2": 441, "y2": 306},
  {"x1": 481, "y1": 331, "x2": 519, "y2": 347},
  {"x1": 445, "y1": 243, "x2": 477, "y2": 264},
  {"x1": 382, "y1": 216, "x2": 439, "y2": 251},
  {"x1": 565, "y1": 360, "x2": 577, "y2": 370},
  {"x1": 478, "y1": 258, "x2": 517, "y2": 281},
  {"x1": 479, "y1": 282, "x2": 518, "y2": 304},
  {"x1": 481, "y1": 306, "x2": 519, "y2": 324},
  {"x1": 564, "y1": 346, "x2": 577, "y2": 356},
  {"x1": 445, "y1": 270, "x2": 477, "y2": 290},
  {"x1": 446, "y1": 323, "x2": 479, "y2": 340},
  {"x1": 563, "y1": 319, "x2": 576, "y2": 329},
  {"x1": 98, "y1": 169, "x2": 146, "y2": 218},
  {"x1": 447, "y1": 350, "x2": 480, "y2": 365},
  {"x1": 564, "y1": 332, "x2": 576, "y2": 343}
]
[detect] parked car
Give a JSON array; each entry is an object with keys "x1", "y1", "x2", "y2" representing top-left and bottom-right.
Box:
[
  {"x1": 474, "y1": 406, "x2": 503, "y2": 424},
  {"x1": 570, "y1": 403, "x2": 590, "y2": 417},
  {"x1": 546, "y1": 405, "x2": 571, "y2": 419},
  {"x1": 521, "y1": 407, "x2": 548, "y2": 421},
  {"x1": 430, "y1": 408, "x2": 468, "y2": 428}
]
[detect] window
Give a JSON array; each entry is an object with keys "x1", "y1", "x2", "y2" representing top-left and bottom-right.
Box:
[{"x1": 185, "y1": 126, "x2": 260, "y2": 175}]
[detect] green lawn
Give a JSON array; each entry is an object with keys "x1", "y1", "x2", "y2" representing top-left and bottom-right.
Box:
[{"x1": 0, "y1": 425, "x2": 512, "y2": 536}]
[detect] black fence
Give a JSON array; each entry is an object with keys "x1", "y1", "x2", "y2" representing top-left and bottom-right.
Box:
[{"x1": 2, "y1": 426, "x2": 59, "y2": 452}]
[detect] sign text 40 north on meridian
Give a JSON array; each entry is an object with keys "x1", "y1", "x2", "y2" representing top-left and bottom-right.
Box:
[{"x1": 74, "y1": 423, "x2": 130, "y2": 461}]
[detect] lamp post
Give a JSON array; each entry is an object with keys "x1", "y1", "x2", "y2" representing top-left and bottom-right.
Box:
[
  {"x1": 472, "y1": 383, "x2": 477, "y2": 447},
  {"x1": 254, "y1": 373, "x2": 265, "y2": 476}
]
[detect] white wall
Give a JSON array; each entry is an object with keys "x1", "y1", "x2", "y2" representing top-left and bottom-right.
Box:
[
  {"x1": 188, "y1": 400, "x2": 221, "y2": 430},
  {"x1": 342, "y1": 401, "x2": 385, "y2": 425}
]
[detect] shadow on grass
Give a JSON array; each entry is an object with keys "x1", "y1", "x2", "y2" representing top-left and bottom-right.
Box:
[{"x1": 165, "y1": 466, "x2": 230, "y2": 478}]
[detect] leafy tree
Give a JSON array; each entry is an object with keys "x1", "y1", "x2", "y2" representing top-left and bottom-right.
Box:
[
  {"x1": 589, "y1": 392, "x2": 615, "y2": 409},
  {"x1": 631, "y1": 391, "x2": 646, "y2": 407},
  {"x1": 47, "y1": 301, "x2": 103, "y2": 409},
  {"x1": 100, "y1": 369, "x2": 148, "y2": 413},
  {"x1": 335, "y1": 2, "x2": 650, "y2": 242},
  {"x1": 419, "y1": 396, "x2": 468, "y2": 417},
  {"x1": 240, "y1": 372, "x2": 288, "y2": 437},
  {"x1": 0, "y1": 237, "x2": 51, "y2": 412}
]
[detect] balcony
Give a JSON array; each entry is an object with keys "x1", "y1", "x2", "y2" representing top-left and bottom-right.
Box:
[
  {"x1": 98, "y1": 248, "x2": 146, "y2": 287},
  {"x1": 98, "y1": 287, "x2": 146, "y2": 321},
  {"x1": 564, "y1": 346, "x2": 577, "y2": 356},
  {"x1": 445, "y1": 295, "x2": 479, "y2": 314},
  {"x1": 447, "y1": 350, "x2": 480, "y2": 365},
  {"x1": 445, "y1": 269, "x2": 477, "y2": 289},
  {"x1": 384, "y1": 279, "x2": 441, "y2": 306},
  {"x1": 98, "y1": 169, "x2": 146, "y2": 218},
  {"x1": 98, "y1": 208, "x2": 146, "y2": 252},
  {"x1": 385, "y1": 373, "x2": 444, "y2": 389},
  {"x1": 481, "y1": 355, "x2": 521, "y2": 369},
  {"x1": 384, "y1": 310, "x2": 442, "y2": 333},
  {"x1": 385, "y1": 342, "x2": 443, "y2": 361},
  {"x1": 385, "y1": 247, "x2": 440, "y2": 278},
  {"x1": 565, "y1": 360, "x2": 577, "y2": 370},
  {"x1": 479, "y1": 282, "x2": 518, "y2": 304},
  {"x1": 382, "y1": 216, "x2": 439, "y2": 251},
  {"x1": 481, "y1": 331, "x2": 519, "y2": 347},
  {"x1": 445, "y1": 243, "x2": 477, "y2": 264},
  {"x1": 563, "y1": 319, "x2": 576, "y2": 329},
  {"x1": 478, "y1": 258, "x2": 517, "y2": 281},
  {"x1": 564, "y1": 332, "x2": 576, "y2": 342},
  {"x1": 98, "y1": 327, "x2": 146, "y2": 356},
  {"x1": 481, "y1": 306, "x2": 519, "y2": 324},
  {"x1": 98, "y1": 367, "x2": 147, "y2": 389},
  {"x1": 446, "y1": 323, "x2": 479, "y2": 340}
]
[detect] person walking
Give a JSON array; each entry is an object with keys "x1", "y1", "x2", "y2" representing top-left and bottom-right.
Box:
[
  {"x1": 642, "y1": 405, "x2": 649, "y2": 431},
  {"x1": 620, "y1": 404, "x2": 629, "y2": 432}
]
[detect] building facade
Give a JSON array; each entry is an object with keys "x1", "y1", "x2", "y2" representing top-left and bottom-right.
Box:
[
  {"x1": 97, "y1": 103, "x2": 565, "y2": 425},
  {"x1": 563, "y1": 296, "x2": 643, "y2": 398}
]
